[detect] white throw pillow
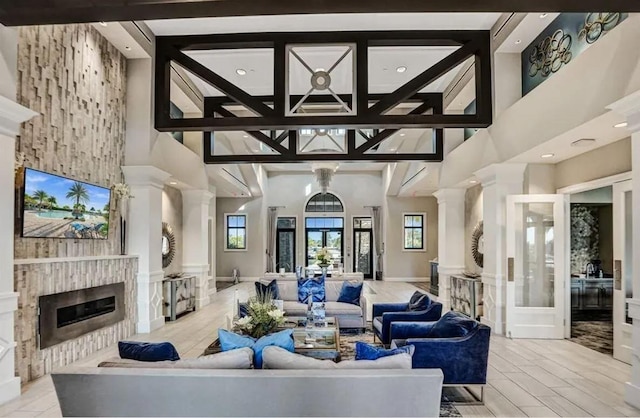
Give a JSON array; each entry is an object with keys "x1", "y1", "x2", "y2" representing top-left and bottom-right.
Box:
[{"x1": 262, "y1": 346, "x2": 411, "y2": 370}]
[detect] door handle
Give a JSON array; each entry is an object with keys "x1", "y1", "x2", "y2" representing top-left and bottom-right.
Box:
[
  {"x1": 507, "y1": 258, "x2": 514, "y2": 282},
  {"x1": 614, "y1": 260, "x2": 622, "y2": 290}
]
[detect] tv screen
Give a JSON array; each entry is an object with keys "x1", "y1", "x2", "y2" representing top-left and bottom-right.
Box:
[{"x1": 21, "y1": 168, "x2": 111, "y2": 239}]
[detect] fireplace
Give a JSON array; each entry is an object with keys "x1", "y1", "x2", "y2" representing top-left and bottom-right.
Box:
[{"x1": 38, "y1": 283, "x2": 125, "y2": 349}]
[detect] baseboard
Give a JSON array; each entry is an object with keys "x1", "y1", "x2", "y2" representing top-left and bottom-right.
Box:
[
  {"x1": 0, "y1": 376, "x2": 20, "y2": 405},
  {"x1": 137, "y1": 316, "x2": 165, "y2": 334},
  {"x1": 625, "y1": 382, "x2": 640, "y2": 409},
  {"x1": 217, "y1": 277, "x2": 233, "y2": 282},
  {"x1": 382, "y1": 277, "x2": 430, "y2": 282}
]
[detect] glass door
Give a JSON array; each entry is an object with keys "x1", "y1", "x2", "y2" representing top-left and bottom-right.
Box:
[
  {"x1": 613, "y1": 180, "x2": 632, "y2": 363},
  {"x1": 353, "y1": 217, "x2": 373, "y2": 279},
  {"x1": 276, "y1": 217, "x2": 296, "y2": 272},
  {"x1": 506, "y1": 194, "x2": 568, "y2": 339},
  {"x1": 305, "y1": 217, "x2": 344, "y2": 272}
]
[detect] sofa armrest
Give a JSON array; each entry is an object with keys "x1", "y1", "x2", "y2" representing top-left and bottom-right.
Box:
[
  {"x1": 359, "y1": 295, "x2": 368, "y2": 323},
  {"x1": 389, "y1": 321, "x2": 436, "y2": 340},
  {"x1": 372, "y1": 303, "x2": 408, "y2": 318}
]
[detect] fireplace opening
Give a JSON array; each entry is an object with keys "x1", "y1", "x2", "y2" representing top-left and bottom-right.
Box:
[
  {"x1": 39, "y1": 282, "x2": 125, "y2": 349},
  {"x1": 57, "y1": 296, "x2": 116, "y2": 328}
]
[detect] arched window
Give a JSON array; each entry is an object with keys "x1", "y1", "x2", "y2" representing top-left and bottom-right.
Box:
[{"x1": 305, "y1": 193, "x2": 344, "y2": 212}]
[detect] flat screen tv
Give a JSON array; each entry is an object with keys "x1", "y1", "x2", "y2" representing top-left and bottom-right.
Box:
[{"x1": 21, "y1": 168, "x2": 111, "y2": 239}]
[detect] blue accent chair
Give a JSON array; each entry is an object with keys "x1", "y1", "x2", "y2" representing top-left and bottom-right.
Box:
[
  {"x1": 371, "y1": 296, "x2": 442, "y2": 346},
  {"x1": 389, "y1": 312, "x2": 491, "y2": 403}
]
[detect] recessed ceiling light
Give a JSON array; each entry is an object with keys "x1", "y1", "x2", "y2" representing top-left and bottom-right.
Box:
[
  {"x1": 469, "y1": 180, "x2": 478, "y2": 184},
  {"x1": 242, "y1": 134, "x2": 248, "y2": 138},
  {"x1": 389, "y1": 148, "x2": 397, "y2": 152},
  {"x1": 315, "y1": 68, "x2": 325, "y2": 72},
  {"x1": 539, "y1": 13, "x2": 548, "y2": 18},
  {"x1": 399, "y1": 133, "x2": 406, "y2": 137},
  {"x1": 98, "y1": 21, "x2": 108, "y2": 27},
  {"x1": 124, "y1": 46, "x2": 131, "y2": 51},
  {"x1": 396, "y1": 66, "x2": 407, "y2": 73},
  {"x1": 541, "y1": 153, "x2": 554, "y2": 159},
  {"x1": 571, "y1": 138, "x2": 597, "y2": 147},
  {"x1": 169, "y1": 181, "x2": 177, "y2": 185},
  {"x1": 515, "y1": 39, "x2": 522, "y2": 45},
  {"x1": 614, "y1": 122, "x2": 628, "y2": 128},
  {"x1": 236, "y1": 68, "x2": 247, "y2": 76}
]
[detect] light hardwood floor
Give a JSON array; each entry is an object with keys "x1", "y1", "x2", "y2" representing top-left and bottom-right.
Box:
[{"x1": 1, "y1": 281, "x2": 638, "y2": 417}]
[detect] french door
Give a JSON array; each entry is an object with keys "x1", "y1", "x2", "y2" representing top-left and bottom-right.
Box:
[
  {"x1": 506, "y1": 194, "x2": 568, "y2": 339},
  {"x1": 305, "y1": 217, "x2": 344, "y2": 269},
  {"x1": 613, "y1": 180, "x2": 632, "y2": 363}
]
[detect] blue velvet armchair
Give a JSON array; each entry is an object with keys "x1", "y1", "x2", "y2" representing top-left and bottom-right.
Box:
[
  {"x1": 371, "y1": 294, "x2": 442, "y2": 345},
  {"x1": 389, "y1": 312, "x2": 491, "y2": 402}
]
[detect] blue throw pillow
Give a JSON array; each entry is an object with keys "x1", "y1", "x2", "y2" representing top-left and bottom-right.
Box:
[
  {"x1": 407, "y1": 291, "x2": 430, "y2": 311},
  {"x1": 354, "y1": 341, "x2": 415, "y2": 360},
  {"x1": 255, "y1": 279, "x2": 280, "y2": 300},
  {"x1": 118, "y1": 341, "x2": 180, "y2": 362},
  {"x1": 426, "y1": 311, "x2": 479, "y2": 338},
  {"x1": 337, "y1": 281, "x2": 363, "y2": 305},
  {"x1": 218, "y1": 328, "x2": 294, "y2": 368},
  {"x1": 298, "y1": 276, "x2": 326, "y2": 303}
]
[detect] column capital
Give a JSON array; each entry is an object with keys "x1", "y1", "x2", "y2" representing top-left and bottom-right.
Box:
[
  {"x1": 607, "y1": 89, "x2": 640, "y2": 132},
  {"x1": 122, "y1": 165, "x2": 171, "y2": 189},
  {"x1": 474, "y1": 163, "x2": 526, "y2": 188},
  {"x1": 182, "y1": 189, "x2": 215, "y2": 205},
  {"x1": 0, "y1": 95, "x2": 38, "y2": 137},
  {"x1": 433, "y1": 188, "x2": 466, "y2": 203}
]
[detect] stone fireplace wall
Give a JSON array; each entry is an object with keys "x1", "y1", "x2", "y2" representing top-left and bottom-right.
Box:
[
  {"x1": 12, "y1": 25, "x2": 134, "y2": 384},
  {"x1": 14, "y1": 256, "x2": 137, "y2": 383}
]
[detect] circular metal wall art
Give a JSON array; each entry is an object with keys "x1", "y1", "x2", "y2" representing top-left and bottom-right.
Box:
[
  {"x1": 162, "y1": 222, "x2": 176, "y2": 268},
  {"x1": 471, "y1": 221, "x2": 484, "y2": 268}
]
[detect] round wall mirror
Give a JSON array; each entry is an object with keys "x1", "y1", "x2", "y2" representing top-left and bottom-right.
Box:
[
  {"x1": 162, "y1": 222, "x2": 176, "y2": 268},
  {"x1": 471, "y1": 221, "x2": 484, "y2": 268}
]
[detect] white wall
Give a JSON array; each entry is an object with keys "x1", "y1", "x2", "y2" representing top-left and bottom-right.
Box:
[
  {"x1": 216, "y1": 196, "x2": 265, "y2": 279},
  {"x1": 464, "y1": 185, "x2": 483, "y2": 275},
  {"x1": 162, "y1": 185, "x2": 183, "y2": 275},
  {"x1": 384, "y1": 196, "x2": 438, "y2": 279}
]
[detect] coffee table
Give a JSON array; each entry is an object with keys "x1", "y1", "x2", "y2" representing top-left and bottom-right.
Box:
[
  {"x1": 204, "y1": 316, "x2": 341, "y2": 361},
  {"x1": 281, "y1": 316, "x2": 341, "y2": 361}
]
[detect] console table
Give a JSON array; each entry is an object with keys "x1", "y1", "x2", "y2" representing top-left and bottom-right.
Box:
[
  {"x1": 163, "y1": 275, "x2": 196, "y2": 321},
  {"x1": 450, "y1": 275, "x2": 483, "y2": 321}
]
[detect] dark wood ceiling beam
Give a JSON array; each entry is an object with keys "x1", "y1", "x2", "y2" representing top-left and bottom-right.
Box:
[
  {"x1": 204, "y1": 152, "x2": 442, "y2": 164},
  {"x1": 214, "y1": 107, "x2": 290, "y2": 154},
  {"x1": 167, "y1": 46, "x2": 275, "y2": 117},
  {"x1": 2, "y1": 0, "x2": 637, "y2": 26}
]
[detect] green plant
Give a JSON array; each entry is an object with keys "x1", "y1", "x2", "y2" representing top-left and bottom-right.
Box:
[{"x1": 233, "y1": 290, "x2": 285, "y2": 339}]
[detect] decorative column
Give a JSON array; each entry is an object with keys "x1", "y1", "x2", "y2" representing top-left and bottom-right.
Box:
[
  {"x1": 122, "y1": 166, "x2": 171, "y2": 333},
  {"x1": 182, "y1": 189, "x2": 214, "y2": 308},
  {"x1": 475, "y1": 163, "x2": 526, "y2": 335},
  {"x1": 433, "y1": 188, "x2": 466, "y2": 311},
  {"x1": 0, "y1": 100, "x2": 37, "y2": 405},
  {"x1": 608, "y1": 91, "x2": 640, "y2": 409}
]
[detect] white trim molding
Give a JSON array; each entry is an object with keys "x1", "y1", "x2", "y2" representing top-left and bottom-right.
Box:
[
  {"x1": 224, "y1": 212, "x2": 248, "y2": 252},
  {"x1": 0, "y1": 94, "x2": 38, "y2": 137},
  {"x1": 382, "y1": 277, "x2": 429, "y2": 282}
]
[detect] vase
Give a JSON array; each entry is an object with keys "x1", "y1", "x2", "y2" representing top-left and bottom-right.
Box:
[{"x1": 318, "y1": 263, "x2": 330, "y2": 277}]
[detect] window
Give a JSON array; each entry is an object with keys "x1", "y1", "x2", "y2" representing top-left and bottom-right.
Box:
[
  {"x1": 226, "y1": 214, "x2": 247, "y2": 250},
  {"x1": 403, "y1": 214, "x2": 425, "y2": 250},
  {"x1": 305, "y1": 193, "x2": 344, "y2": 212},
  {"x1": 276, "y1": 217, "x2": 296, "y2": 272}
]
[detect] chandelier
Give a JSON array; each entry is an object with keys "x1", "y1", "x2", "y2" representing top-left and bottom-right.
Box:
[{"x1": 311, "y1": 162, "x2": 339, "y2": 194}]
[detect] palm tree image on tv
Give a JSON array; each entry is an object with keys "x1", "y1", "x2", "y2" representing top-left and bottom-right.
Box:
[
  {"x1": 67, "y1": 182, "x2": 89, "y2": 219},
  {"x1": 22, "y1": 169, "x2": 111, "y2": 239}
]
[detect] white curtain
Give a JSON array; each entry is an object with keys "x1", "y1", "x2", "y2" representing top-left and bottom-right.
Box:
[
  {"x1": 266, "y1": 207, "x2": 278, "y2": 272},
  {"x1": 371, "y1": 206, "x2": 383, "y2": 280}
]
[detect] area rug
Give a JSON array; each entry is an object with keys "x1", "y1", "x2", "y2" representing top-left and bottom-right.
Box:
[
  {"x1": 340, "y1": 329, "x2": 461, "y2": 417},
  {"x1": 570, "y1": 319, "x2": 613, "y2": 355}
]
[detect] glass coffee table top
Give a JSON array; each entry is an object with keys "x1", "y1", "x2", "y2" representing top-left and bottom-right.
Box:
[{"x1": 280, "y1": 317, "x2": 340, "y2": 353}]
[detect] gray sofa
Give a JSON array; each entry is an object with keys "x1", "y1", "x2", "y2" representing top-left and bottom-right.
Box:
[
  {"x1": 259, "y1": 278, "x2": 367, "y2": 330},
  {"x1": 52, "y1": 366, "x2": 444, "y2": 417}
]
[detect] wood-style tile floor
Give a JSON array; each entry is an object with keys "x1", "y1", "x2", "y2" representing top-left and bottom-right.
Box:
[{"x1": 1, "y1": 281, "x2": 638, "y2": 417}]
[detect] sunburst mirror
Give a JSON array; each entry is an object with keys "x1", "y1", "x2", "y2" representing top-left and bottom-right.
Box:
[
  {"x1": 162, "y1": 222, "x2": 176, "y2": 268},
  {"x1": 471, "y1": 221, "x2": 484, "y2": 268}
]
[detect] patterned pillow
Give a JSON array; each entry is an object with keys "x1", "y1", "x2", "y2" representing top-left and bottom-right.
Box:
[
  {"x1": 255, "y1": 279, "x2": 280, "y2": 300},
  {"x1": 217, "y1": 328, "x2": 294, "y2": 368},
  {"x1": 298, "y1": 276, "x2": 326, "y2": 303}
]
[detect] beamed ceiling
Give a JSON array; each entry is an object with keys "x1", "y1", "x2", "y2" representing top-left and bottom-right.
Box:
[{"x1": 0, "y1": 0, "x2": 638, "y2": 26}]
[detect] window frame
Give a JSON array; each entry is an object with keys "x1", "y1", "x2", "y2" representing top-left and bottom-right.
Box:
[
  {"x1": 402, "y1": 212, "x2": 426, "y2": 252},
  {"x1": 224, "y1": 213, "x2": 248, "y2": 251}
]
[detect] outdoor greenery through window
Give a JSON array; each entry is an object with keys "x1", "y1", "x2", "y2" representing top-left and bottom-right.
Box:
[
  {"x1": 404, "y1": 214, "x2": 424, "y2": 250},
  {"x1": 226, "y1": 214, "x2": 246, "y2": 250}
]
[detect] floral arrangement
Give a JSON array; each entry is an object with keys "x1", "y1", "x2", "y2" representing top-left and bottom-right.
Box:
[
  {"x1": 316, "y1": 247, "x2": 331, "y2": 265},
  {"x1": 14, "y1": 151, "x2": 25, "y2": 174},
  {"x1": 233, "y1": 290, "x2": 285, "y2": 338},
  {"x1": 112, "y1": 183, "x2": 132, "y2": 200}
]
